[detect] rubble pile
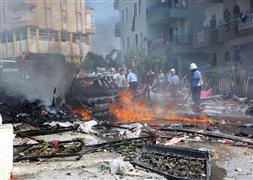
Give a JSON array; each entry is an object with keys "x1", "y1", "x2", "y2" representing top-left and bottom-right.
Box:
[{"x1": 0, "y1": 99, "x2": 79, "y2": 125}]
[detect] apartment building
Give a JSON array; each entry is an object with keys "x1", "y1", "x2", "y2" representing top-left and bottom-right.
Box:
[
  {"x1": 114, "y1": 0, "x2": 148, "y2": 55},
  {"x1": 194, "y1": 0, "x2": 253, "y2": 64},
  {"x1": 0, "y1": 0, "x2": 95, "y2": 63},
  {"x1": 193, "y1": 0, "x2": 253, "y2": 97},
  {"x1": 115, "y1": 0, "x2": 205, "y2": 73}
]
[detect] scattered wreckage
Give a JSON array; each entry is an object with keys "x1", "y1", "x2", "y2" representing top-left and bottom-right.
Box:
[{"x1": 1, "y1": 77, "x2": 253, "y2": 179}]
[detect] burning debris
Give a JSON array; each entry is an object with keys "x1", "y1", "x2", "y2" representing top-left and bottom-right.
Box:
[{"x1": 110, "y1": 90, "x2": 209, "y2": 124}]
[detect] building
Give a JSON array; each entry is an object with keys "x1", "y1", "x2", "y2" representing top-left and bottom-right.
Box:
[
  {"x1": 87, "y1": 0, "x2": 120, "y2": 56},
  {"x1": 114, "y1": 0, "x2": 148, "y2": 55},
  {"x1": 0, "y1": 0, "x2": 95, "y2": 63},
  {"x1": 114, "y1": 0, "x2": 205, "y2": 73},
  {"x1": 193, "y1": 0, "x2": 253, "y2": 97}
]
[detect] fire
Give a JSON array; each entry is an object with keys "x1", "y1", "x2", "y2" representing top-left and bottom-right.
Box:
[
  {"x1": 68, "y1": 106, "x2": 91, "y2": 121},
  {"x1": 109, "y1": 90, "x2": 208, "y2": 124}
]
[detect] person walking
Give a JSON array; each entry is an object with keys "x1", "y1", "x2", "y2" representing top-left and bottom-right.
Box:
[
  {"x1": 190, "y1": 63, "x2": 203, "y2": 108},
  {"x1": 168, "y1": 68, "x2": 180, "y2": 103},
  {"x1": 127, "y1": 69, "x2": 138, "y2": 92}
]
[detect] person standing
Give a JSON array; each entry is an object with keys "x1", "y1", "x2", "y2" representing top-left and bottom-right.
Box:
[
  {"x1": 127, "y1": 69, "x2": 138, "y2": 92},
  {"x1": 158, "y1": 70, "x2": 165, "y2": 82},
  {"x1": 190, "y1": 63, "x2": 203, "y2": 108},
  {"x1": 112, "y1": 68, "x2": 120, "y2": 88},
  {"x1": 118, "y1": 69, "x2": 127, "y2": 89},
  {"x1": 168, "y1": 68, "x2": 180, "y2": 103}
]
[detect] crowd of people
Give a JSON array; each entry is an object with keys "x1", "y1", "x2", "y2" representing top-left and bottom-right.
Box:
[{"x1": 112, "y1": 63, "x2": 203, "y2": 109}]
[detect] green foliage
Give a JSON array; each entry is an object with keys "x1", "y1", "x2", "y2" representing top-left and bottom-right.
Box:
[
  {"x1": 81, "y1": 52, "x2": 107, "y2": 71},
  {"x1": 124, "y1": 48, "x2": 169, "y2": 80},
  {"x1": 106, "y1": 51, "x2": 123, "y2": 69}
]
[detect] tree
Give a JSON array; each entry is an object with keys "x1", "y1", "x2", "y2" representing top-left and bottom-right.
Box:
[
  {"x1": 105, "y1": 49, "x2": 122, "y2": 69},
  {"x1": 81, "y1": 52, "x2": 107, "y2": 71}
]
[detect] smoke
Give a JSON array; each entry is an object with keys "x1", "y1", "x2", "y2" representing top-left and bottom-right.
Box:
[{"x1": 1, "y1": 55, "x2": 74, "y2": 106}]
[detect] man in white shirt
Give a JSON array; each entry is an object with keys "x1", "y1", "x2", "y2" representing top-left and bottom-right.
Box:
[
  {"x1": 113, "y1": 69, "x2": 120, "y2": 88},
  {"x1": 118, "y1": 69, "x2": 127, "y2": 89},
  {"x1": 127, "y1": 69, "x2": 138, "y2": 92}
]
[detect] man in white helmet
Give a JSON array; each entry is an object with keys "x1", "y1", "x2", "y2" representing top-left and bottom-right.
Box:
[
  {"x1": 190, "y1": 63, "x2": 203, "y2": 108},
  {"x1": 168, "y1": 68, "x2": 180, "y2": 103}
]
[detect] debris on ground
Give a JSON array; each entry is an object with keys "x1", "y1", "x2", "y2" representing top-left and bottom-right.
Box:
[{"x1": 1, "y1": 89, "x2": 253, "y2": 179}]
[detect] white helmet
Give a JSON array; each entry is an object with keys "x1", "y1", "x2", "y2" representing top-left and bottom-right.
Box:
[
  {"x1": 170, "y1": 68, "x2": 176, "y2": 72},
  {"x1": 190, "y1": 63, "x2": 197, "y2": 70}
]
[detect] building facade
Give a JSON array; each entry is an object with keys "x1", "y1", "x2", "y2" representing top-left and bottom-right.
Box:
[
  {"x1": 0, "y1": 0, "x2": 95, "y2": 63},
  {"x1": 193, "y1": 0, "x2": 253, "y2": 97},
  {"x1": 115, "y1": 0, "x2": 205, "y2": 73}
]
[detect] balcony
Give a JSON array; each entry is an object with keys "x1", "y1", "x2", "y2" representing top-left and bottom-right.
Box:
[
  {"x1": 10, "y1": 13, "x2": 37, "y2": 29},
  {"x1": 218, "y1": 13, "x2": 253, "y2": 42},
  {"x1": 86, "y1": 27, "x2": 95, "y2": 34},
  {"x1": 147, "y1": 2, "x2": 189, "y2": 24},
  {"x1": 115, "y1": 22, "x2": 120, "y2": 37},
  {"x1": 193, "y1": 28, "x2": 218, "y2": 48},
  {"x1": 148, "y1": 35, "x2": 192, "y2": 56},
  {"x1": 209, "y1": 0, "x2": 223, "y2": 3}
]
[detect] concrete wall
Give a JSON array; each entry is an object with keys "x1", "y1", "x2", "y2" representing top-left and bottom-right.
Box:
[{"x1": 0, "y1": 124, "x2": 13, "y2": 180}]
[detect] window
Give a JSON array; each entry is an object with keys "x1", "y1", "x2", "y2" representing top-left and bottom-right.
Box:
[
  {"x1": 127, "y1": 36, "x2": 130, "y2": 49},
  {"x1": 122, "y1": 38, "x2": 125, "y2": 49},
  {"x1": 45, "y1": 8, "x2": 52, "y2": 28},
  {"x1": 44, "y1": 0, "x2": 50, "y2": 7},
  {"x1": 139, "y1": 32, "x2": 143, "y2": 46},
  {"x1": 76, "y1": 0, "x2": 81, "y2": 11},
  {"x1": 61, "y1": 0, "x2": 67, "y2": 10},
  {"x1": 90, "y1": 15, "x2": 95, "y2": 28},
  {"x1": 135, "y1": 34, "x2": 138, "y2": 46},
  {"x1": 76, "y1": 13, "x2": 82, "y2": 31},
  {"x1": 125, "y1": 7, "x2": 128, "y2": 21},
  {"x1": 134, "y1": 3, "x2": 137, "y2": 16},
  {"x1": 62, "y1": 11, "x2": 67, "y2": 25},
  {"x1": 61, "y1": 32, "x2": 68, "y2": 42},
  {"x1": 62, "y1": 11, "x2": 67, "y2": 24},
  {"x1": 121, "y1": 9, "x2": 124, "y2": 23},
  {"x1": 138, "y1": 0, "x2": 141, "y2": 15},
  {"x1": 87, "y1": 14, "x2": 95, "y2": 29}
]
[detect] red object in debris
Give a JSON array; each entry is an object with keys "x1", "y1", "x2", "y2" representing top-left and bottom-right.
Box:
[
  {"x1": 222, "y1": 140, "x2": 232, "y2": 145},
  {"x1": 201, "y1": 88, "x2": 213, "y2": 98},
  {"x1": 49, "y1": 140, "x2": 60, "y2": 148},
  {"x1": 9, "y1": 174, "x2": 14, "y2": 180}
]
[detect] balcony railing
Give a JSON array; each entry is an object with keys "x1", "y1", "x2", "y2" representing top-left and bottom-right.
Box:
[
  {"x1": 193, "y1": 28, "x2": 218, "y2": 48},
  {"x1": 218, "y1": 13, "x2": 253, "y2": 42},
  {"x1": 146, "y1": 1, "x2": 189, "y2": 24},
  {"x1": 149, "y1": 35, "x2": 189, "y2": 50},
  {"x1": 147, "y1": 1, "x2": 187, "y2": 15}
]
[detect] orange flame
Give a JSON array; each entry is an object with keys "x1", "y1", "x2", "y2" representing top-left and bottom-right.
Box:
[
  {"x1": 68, "y1": 106, "x2": 91, "y2": 121},
  {"x1": 109, "y1": 90, "x2": 208, "y2": 125}
]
